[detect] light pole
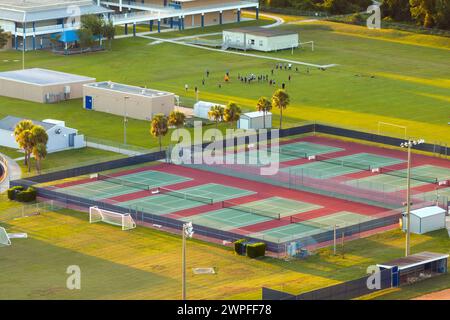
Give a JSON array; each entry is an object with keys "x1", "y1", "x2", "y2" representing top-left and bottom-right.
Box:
[
  {"x1": 123, "y1": 96, "x2": 129, "y2": 145},
  {"x1": 400, "y1": 138, "x2": 425, "y2": 257},
  {"x1": 182, "y1": 222, "x2": 194, "y2": 300}
]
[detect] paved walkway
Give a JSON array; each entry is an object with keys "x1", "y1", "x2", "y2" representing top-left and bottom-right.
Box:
[
  {"x1": 0, "y1": 153, "x2": 21, "y2": 191},
  {"x1": 86, "y1": 141, "x2": 145, "y2": 156},
  {"x1": 138, "y1": 34, "x2": 337, "y2": 68}
]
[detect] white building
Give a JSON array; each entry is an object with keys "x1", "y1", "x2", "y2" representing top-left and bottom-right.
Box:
[
  {"x1": 193, "y1": 101, "x2": 225, "y2": 120},
  {"x1": 238, "y1": 111, "x2": 272, "y2": 130},
  {"x1": 0, "y1": 116, "x2": 85, "y2": 153},
  {"x1": 223, "y1": 27, "x2": 299, "y2": 52},
  {"x1": 402, "y1": 206, "x2": 447, "y2": 235}
]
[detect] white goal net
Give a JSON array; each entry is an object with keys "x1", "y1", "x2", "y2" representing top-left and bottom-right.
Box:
[
  {"x1": 0, "y1": 227, "x2": 11, "y2": 246},
  {"x1": 89, "y1": 206, "x2": 136, "y2": 231}
]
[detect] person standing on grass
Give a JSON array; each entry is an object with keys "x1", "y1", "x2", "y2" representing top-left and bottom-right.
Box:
[
  {"x1": 185, "y1": 84, "x2": 188, "y2": 92},
  {"x1": 202, "y1": 79, "x2": 205, "y2": 86},
  {"x1": 282, "y1": 83, "x2": 286, "y2": 90},
  {"x1": 288, "y1": 75, "x2": 291, "y2": 82},
  {"x1": 206, "y1": 69, "x2": 210, "y2": 78}
]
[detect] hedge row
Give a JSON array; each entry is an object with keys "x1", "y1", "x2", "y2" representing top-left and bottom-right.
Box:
[
  {"x1": 234, "y1": 239, "x2": 266, "y2": 258},
  {"x1": 7, "y1": 186, "x2": 37, "y2": 202}
]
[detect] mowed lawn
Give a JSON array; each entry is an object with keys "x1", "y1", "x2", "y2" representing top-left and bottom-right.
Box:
[
  {"x1": 0, "y1": 205, "x2": 448, "y2": 300},
  {"x1": 0, "y1": 15, "x2": 448, "y2": 149}
]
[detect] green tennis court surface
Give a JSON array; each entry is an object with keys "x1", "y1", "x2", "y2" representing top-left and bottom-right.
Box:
[
  {"x1": 346, "y1": 165, "x2": 449, "y2": 193},
  {"x1": 118, "y1": 183, "x2": 255, "y2": 215},
  {"x1": 234, "y1": 142, "x2": 343, "y2": 166},
  {"x1": 56, "y1": 170, "x2": 191, "y2": 200},
  {"x1": 250, "y1": 211, "x2": 373, "y2": 243},
  {"x1": 282, "y1": 153, "x2": 404, "y2": 179},
  {"x1": 183, "y1": 197, "x2": 322, "y2": 231}
]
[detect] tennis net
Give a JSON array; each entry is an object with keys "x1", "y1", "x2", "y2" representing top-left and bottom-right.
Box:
[
  {"x1": 222, "y1": 200, "x2": 281, "y2": 220},
  {"x1": 315, "y1": 155, "x2": 371, "y2": 171},
  {"x1": 98, "y1": 174, "x2": 150, "y2": 191},
  {"x1": 158, "y1": 187, "x2": 214, "y2": 205},
  {"x1": 379, "y1": 168, "x2": 438, "y2": 184},
  {"x1": 290, "y1": 216, "x2": 331, "y2": 230},
  {"x1": 279, "y1": 148, "x2": 308, "y2": 159}
]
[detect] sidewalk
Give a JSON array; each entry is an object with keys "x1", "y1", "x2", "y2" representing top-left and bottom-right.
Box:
[{"x1": 0, "y1": 153, "x2": 22, "y2": 191}]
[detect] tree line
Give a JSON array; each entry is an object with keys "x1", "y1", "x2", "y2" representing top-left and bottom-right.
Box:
[
  {"x1": 150, "y1": 89, "x2": 290, "y2": 150},
  {"x1": 263, "y1": 0, "x2": 450, "y2": 29}
]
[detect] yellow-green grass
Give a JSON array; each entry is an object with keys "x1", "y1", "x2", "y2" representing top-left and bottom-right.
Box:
[
  {"x1": 8, "y1": 147, "x2": 124, "y2": 177},
  {"x1": 0, "y1": 205, "x2": 448, "y2": 299},
  {"x1": 0, "y1": 16, "x2": 448, "y2": 150}
]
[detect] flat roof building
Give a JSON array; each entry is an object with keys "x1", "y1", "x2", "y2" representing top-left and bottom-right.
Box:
[
  {"x1": 401, "y1": 206, "x2": 447, "y2": 234},
  {"x1": 0, "y1": 68, "x2": 96, "y2": 103},
  {"x1": 238, "y1": 111, "x2": 272, "y2": 130},
  {"x1": 223, "y1": 27, "x2": 299, "y2": 52},
  {"x1": 83, "y1": 81, "x2": 175, "y2": 121}
]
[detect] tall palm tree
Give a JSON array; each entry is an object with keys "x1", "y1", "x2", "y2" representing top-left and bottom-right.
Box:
[
  {"x1": 168, "y1": 110, "x2": 186, "y2": 143},
  {"x1": 150, "y1": 114, "x2": 169, "y2": 151},
  {"x1": 208, "y1": 105, "x2": 224, "y2": 129},
  {"x1": 32, "y1": 143, "x2": 47, "y2": 174},
  {"x1": 223, "y1": 102, "x2": 242, "y2": 129},
  {"x1": 256, "y1": 97, "x2": 272, "y2": 129},
  {"x1": 271, "y1": 89, "x2": 290, "y2": 129},
  {"x1": 14, "y1": 119, "x2": 34, "y2": 167}
]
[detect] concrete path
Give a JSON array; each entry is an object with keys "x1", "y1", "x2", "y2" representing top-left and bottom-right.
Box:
[
  {"x1": 258, "y1": 13, "x2": 285, "y2": 28},
  {"x1": 86, "y1": 141, "x2": 145, "y2": 156},
  {"x1": 138, "y1": 34, "x2": 337, "y2": 68},
  {"x1": 0, "y1": 154, "x2": 21, "y2": 192}
]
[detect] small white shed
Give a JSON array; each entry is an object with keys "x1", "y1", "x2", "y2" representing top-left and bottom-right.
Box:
[
  {"x1": 193, "y1": 101, "x2": 224, "y2": 120},
  {"x1": 238, "y1": 111, "x2": 272, "y2": 130},
  {"x1": 402, "y1": 206, "x2": 447, "y2": 235}
]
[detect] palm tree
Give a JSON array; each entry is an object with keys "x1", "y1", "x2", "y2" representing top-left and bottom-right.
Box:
[
  {"x1": 150, "y1": 114, "x2": 169, "y2": 151},
  {"x1": 168, "y1": 110, "x2": 186, "y2": 143},
  {"x1": 256, "y1": 97, "x2": 272, "y2": 129},
  {"x1": 271, "y1": 89, "x2": 290, "y2": 129},
  {"x1": 208, "y1": 105, "x2": 224, "y2": 129},
  {"x1": 32, "y1": 143, "x2": 47, "y2": 174},
  {"x1": 14, "y1": 120, "x2": 34, "y2": 167},
  {"x1": 18, "y1": 130, "x2": 34, "y2": 172},
  {"x1": 223, "y1": 102, "x2": 242, "y2": 129}
]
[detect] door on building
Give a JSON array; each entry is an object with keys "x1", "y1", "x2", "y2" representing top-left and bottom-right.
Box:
[
  {"x1": 68, "y1": 133, "x2": 75, "y2": 147},
  {"x1": 85, "y1": 96, "x2": 93, "y2": 110}
]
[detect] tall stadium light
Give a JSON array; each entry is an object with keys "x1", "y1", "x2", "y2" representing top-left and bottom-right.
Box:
[
  {"x1": 123, "y1": 96, "x2": 129, "y2": 145},
  {"x1": 400, "y1": 138, "x2": 425, "y2": 257},
  {"x1": 182, "y1": 222, "x2": 194, "y2": 300}
]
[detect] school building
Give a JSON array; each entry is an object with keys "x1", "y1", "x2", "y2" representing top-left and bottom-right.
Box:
[
  {"x1": 0, "y1": 0, "x2": 260, "y2": 51},
  {"x1": 104, "y1": 0, "x2": 260, "y2": 35}
]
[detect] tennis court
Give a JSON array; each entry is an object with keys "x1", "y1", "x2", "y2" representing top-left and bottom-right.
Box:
[
  {"x1": 282, "y1": 153, "x2": 404, "y2": 179},
  {"x1": 182, "y1": 197, "x2": 321, "y2": 231},
  {"x1": 118, "y1": 183, "x2": 255, "y2": 215},
  {"x1": 56, "y1": 170, "x2": 191, "y2": 200},
  {"x1": 420, "y1": 187, "x2": 450, "y2": 203},
  {"x1": 346, "y1": 165, "x2": 447, "y2": 193},
  {"x1": 250, "y1": 211, "x2": 374, "y2": 243},
  {"x1": 235, "y1": 142, "x2": 343, "y2": 166}
]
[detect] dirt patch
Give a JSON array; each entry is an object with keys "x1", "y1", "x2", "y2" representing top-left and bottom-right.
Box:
[{"x1": 413, "y1": 288, "x2": 450, "y2": 300}]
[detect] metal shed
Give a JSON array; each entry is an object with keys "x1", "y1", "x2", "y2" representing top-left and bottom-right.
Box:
[
  {"x1": 238, "y1": 111, "x2": 272, "y2": 130},
  {"x1": 402, "y1": 206, "x2": 447, "y2": 234}
]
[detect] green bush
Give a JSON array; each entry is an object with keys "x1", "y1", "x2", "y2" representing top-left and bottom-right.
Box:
[
  {"x1": 246, "y1": 242, "x2": 266, "y2": 259},
  {"x1": 234, "y1": 239, "x2": 247, "y2": 255},
  {"x1": 7, "y1": 186, "x2": 24, "y2": 200},
  {"x1": 15, "y1": 187, "x2": 37, "y2": 203}
]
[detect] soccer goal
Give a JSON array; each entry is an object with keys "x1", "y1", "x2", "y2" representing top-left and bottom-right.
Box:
[
  {"x1": 89, "y1": 206, "x2": 136, "y2": 231},
  {"x1": 0, "y1": 226, "x2": 28, "y2": 246}
]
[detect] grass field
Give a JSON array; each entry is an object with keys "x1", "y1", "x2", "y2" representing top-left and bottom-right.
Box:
[
  {"x1": 0, "y1": 202, "x2": 448, "y2": 299},
  {"x1": 0, "y1": 13, "x2": 448, "y2": 150}
]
